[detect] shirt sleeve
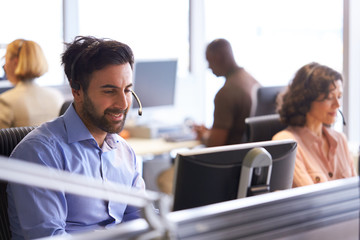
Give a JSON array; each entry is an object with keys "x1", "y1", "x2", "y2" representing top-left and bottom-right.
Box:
[{"x1": 9, "y1": 138, "x2": 69, "y2": 239}]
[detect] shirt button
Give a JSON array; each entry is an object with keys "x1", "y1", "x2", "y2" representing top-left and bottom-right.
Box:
[
  {"x1": 315, "y1": 176, "x2": 321, "y2": 183},
  {"x1": 328, "y1": 172, "x2": 333, "y2": 178}
]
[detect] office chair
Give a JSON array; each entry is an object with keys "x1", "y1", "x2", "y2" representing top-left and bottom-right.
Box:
[
  {"x1": 0, "y1": 126, "x2": 36, "y2": 240},
  {"x1": 245, "y1": 114, "x2": 287, "y2": 142},
  {"x1": 59, "y1": 100, "x2": 72, "y2": 116},
  {"x1": 254, "y1": 86, "x2": 286, "y2": 116}
]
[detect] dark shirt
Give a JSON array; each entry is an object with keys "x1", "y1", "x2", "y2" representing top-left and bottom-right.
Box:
[{"x1": 213, "y1": 67, "x2": 260, "y2": 144}]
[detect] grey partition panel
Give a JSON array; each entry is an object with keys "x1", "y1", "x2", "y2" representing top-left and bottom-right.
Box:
[
  {"x1": 44, "y1": 177, "x2": 359, "y2": 240},
  {"x1": 170, "y1": 177, "x2": 359, "y2": 240}
]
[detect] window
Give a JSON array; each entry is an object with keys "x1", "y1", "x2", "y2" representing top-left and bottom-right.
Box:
[
  {"x1": 0, "y1": 0, "x2": 64, "y2": 86},
  {"x1": 203, "y1": 0, "x2": 343, "y2": 126},
  {"x1": 78, "y1": 0, "x2": 189, "y2": 77}
]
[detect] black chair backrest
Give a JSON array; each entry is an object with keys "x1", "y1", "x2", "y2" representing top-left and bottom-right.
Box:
[
  {"x1": 254, "y1": 86, "x2": 286, "y2": 116},
  {"x1": 0, "y1": 126, "x2": 36, "y2": 240},
  {"x1": 0, "y1": 126, "x2": 36, "y2": 157},
  {"x1": 59, "y1": 100, "x2": 72, "y2": 116},
  {"x1": 245, "y1": 114, "x2": 287, "y2": 142}
]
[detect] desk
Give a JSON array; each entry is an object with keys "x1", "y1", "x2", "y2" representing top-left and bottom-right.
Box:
[
  {"x1": 126, "y1": 138, "x2": 201, "y2": 193},
  {"x1": 126, "y1": 138, "x2": 201, "y2": 156}
]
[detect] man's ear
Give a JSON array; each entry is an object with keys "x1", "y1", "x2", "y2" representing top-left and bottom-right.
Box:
[{"x1": 71, "y1": 87, "x2": 83, "y2": 103}]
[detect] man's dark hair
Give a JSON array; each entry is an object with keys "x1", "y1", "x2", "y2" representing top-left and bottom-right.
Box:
[
  {"x1": 61, "y1": 36, "x2": 134, "y2": 91},
  {"x1": 278, "y1": 62, "x2": 343, "y2": 126}
]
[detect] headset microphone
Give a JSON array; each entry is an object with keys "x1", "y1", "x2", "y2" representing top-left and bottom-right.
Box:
[
  {"x1": 338, "y1": 109, "x2": 346, "y2": 126},
  {"x1": 130, "y1": 89, "x2": 142, "y2": 116}
]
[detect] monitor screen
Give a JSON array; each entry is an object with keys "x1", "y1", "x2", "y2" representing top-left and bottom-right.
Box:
[
  {"x1": 0, "y1": 46, "x2": 7, "y2": 81},
  {"x1": 172, "y1": 139, "x2": 297, "y2": 211},
  {"x1": 133, "y1": 59, "x2": 177, "y2": 109}
]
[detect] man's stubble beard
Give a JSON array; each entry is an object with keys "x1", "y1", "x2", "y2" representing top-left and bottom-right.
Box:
[{"x1": 82, "y1": 92, "x2": 127, "y2": 134}]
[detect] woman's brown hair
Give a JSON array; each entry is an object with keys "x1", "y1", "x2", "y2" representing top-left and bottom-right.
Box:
[{"x1": 278, "y1": 62, "x2": 343, "y2": 126}]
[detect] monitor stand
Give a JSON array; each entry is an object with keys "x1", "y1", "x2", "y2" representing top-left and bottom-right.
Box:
[{"x1": 237, "y1": 147, "x2": 272, "y2": 198}]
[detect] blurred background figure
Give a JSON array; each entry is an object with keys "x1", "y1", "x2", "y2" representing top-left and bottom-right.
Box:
[
  {"x1": 273, "y1": 62, "x2": 356, "y2": 187},
  {"x1": 0, "y1": 39, "x2": 64, "y2": 128},
  {"x1": 193, "y1": 38, "x2": 260, "y2": 147}
]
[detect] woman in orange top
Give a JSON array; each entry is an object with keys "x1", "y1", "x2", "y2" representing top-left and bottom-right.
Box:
[{"x1": 273, "y1": 62, "x2": 356, "y2": 187}]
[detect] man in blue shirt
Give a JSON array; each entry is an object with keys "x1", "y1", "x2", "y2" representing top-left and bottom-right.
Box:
[{"x1": 7, "y1": 36, "x2": 146, "y2": 239}]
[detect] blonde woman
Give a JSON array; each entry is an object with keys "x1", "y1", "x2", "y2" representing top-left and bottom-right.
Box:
[{"x1": 0, "y1": 39, "x2": 64, "y2": 128}]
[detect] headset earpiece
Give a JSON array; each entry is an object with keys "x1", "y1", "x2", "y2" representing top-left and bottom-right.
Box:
[
  {"x1": 338, "y1": 109, "x2": 346, "y2": 126},
  {"x1": 70, "y1": 80, "x2": 80, "y2": 90},
  {"x1": 130, "y1": 89, "x2": 142, "y2": 116}
]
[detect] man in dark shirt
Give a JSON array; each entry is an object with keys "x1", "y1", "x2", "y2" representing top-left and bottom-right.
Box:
[{"x1": 194, "y1": 38, "x2": 260, "y2": 146}]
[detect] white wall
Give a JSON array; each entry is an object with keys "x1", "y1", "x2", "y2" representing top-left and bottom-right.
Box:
[{"x1": 343, "y1": 0, "x2": 360, "y2": 143}]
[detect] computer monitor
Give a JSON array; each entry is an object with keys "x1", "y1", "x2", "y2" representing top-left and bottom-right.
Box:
[
  {"x1": 0, "y1": 47, "x2": 7, "y2": 81},
  {"x1": 0, "y1": 86, "x2": 12, "y2": 94},
  {"x1": 133, "y1": 59, "x2": 177, "y2": 109},
  {"x1": 172, "y1": 139, "x2": 297, "y2": 211}
]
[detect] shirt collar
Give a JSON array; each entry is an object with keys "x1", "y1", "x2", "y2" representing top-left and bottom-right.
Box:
[
  {"x1": 102, "y1": 134, "x2": 120, "y2": 151},
  {"x1": 63, "y1": 103, "x2": 94, "y2": 144},
  {"x1": 299, "y1": 126, "x2": 338, "y2": 149},
  {"x1": 16, "y1": 81, "x2": 36, "y2": 88},
  {"x1": 63, "y1": 103, "x2": 120, "y2": 149},
  {"x1": 322, "y1": 126, "x2": 338, "y2": 149}
]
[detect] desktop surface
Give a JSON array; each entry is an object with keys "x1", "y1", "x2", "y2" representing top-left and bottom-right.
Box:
[{"x1": 126, "y1": 137, "x2": 200, "y2": 156}]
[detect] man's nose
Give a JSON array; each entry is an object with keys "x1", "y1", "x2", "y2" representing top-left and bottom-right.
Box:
[{"x1": 115, "y1": 92, "x2": 129, "y2": 110}]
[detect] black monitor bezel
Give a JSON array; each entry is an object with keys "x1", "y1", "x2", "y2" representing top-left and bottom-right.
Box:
[{"x1": 172, "y1": 139, "x2": 297, "y2": 211}]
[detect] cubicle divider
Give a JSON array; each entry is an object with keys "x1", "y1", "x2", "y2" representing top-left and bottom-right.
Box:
[
  {"x1": 1, "y1": 155, "x2": 359, "y2": 240},
  {"x1": 168, "y1": 176, "x2": 359, "y2": 240},
  {"x1": 42, "y1": 176, "x2": 359, "y2": 240}
]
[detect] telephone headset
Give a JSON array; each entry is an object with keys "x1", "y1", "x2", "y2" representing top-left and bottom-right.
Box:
[
  {"x1": 70, "y1": 41, "x2": 142, "y2": 116},
  {"x1": 305, "y1": 64, "x2": 346, "y2": 126}
]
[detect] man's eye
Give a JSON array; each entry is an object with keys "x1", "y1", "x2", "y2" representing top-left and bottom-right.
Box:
[{"x1": 104, "y1": 90, "x2": 116, "y2": 94}]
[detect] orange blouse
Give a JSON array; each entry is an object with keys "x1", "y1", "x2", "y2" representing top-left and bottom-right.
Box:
[{"x1": 273, "y1": 126, "x2": 356, "y2": 187}]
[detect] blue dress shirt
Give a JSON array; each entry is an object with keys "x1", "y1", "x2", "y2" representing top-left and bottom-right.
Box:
[{"x1": 7, "y1": 105, "x2": 145, "y2": 240}]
